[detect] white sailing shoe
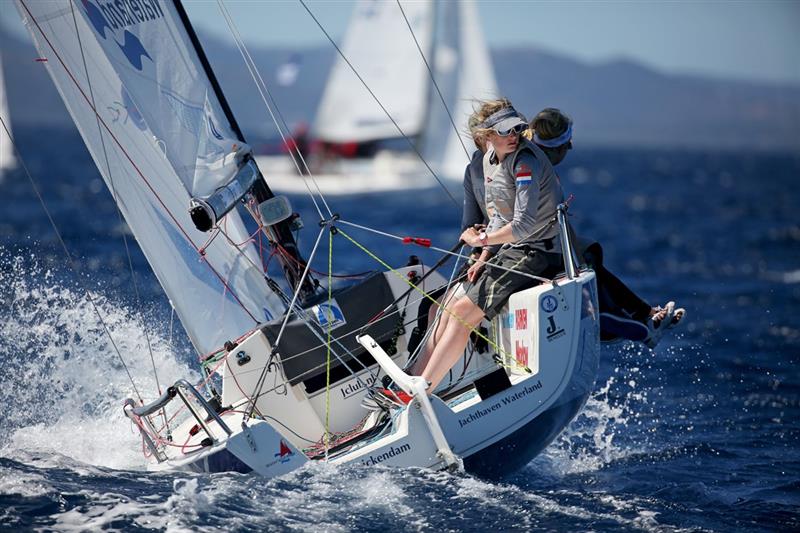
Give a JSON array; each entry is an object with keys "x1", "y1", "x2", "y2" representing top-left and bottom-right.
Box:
[
  {"x1": 644, "y1": 301, "x2": 675, "y2": 349},
  {"x1": 668, "y1": 306, "x2": 686, "y2": 329}
]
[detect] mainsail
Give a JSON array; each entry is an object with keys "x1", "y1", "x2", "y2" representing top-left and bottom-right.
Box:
[
  {"x1": 15, "y1": 0, "x2": 285, "y2": 355},
  {"x1": 312, "y1": 0, "x2": 498, "y2": 178},
  {"x1": 313, "y1": 0, "x2": 434, "y2": 143}
]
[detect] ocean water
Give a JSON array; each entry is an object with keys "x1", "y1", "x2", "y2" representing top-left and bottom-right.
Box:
[{"x1": 1, "y1": 127, "x2": 798, "y2": 531}]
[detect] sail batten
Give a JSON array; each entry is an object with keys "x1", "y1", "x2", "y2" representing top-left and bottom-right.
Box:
[{"x1": 16, "y1": 0, "x2": 284, "y2": 354}]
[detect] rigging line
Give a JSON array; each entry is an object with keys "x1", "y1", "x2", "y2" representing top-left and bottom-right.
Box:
[
  {"x1": 298, "y1": 0, "x2": 460, "y2": 210},
  {"x1": 244, "y1": 224, "x2": 327, "y2": 418},
  {"x1": 212, "y1": 299, "x2": 418, "y2": 376},
  {"x1": 273, "y1": 241, "x2": 373, "y2": 278},
  {"x1": 213, "y1": 221, "x2": 377, "y2": 386},
  {"x1": 214, "y1": 279, "x2": 422, "y2": 371},
  {"x1": 215, "y1": 0, "x2": 331, "y2": 220},
  {"x1": 0, "y1": 115, "x2": 143, "y2": 403},
  {"x1": 67, "y1": 0, "x2": 163, "y2": 398},
  {"x1": 337, "y1": 218, "x2": 554, "y2": 284},
  {"x1": 18, "y1": 0, "x2": 261, "y2": 324},
  {"x1": 324, "y1": 228, "x2": 333, "y2": 457},
  {"x1": 406, "y1": 246, "x2": 466, "y2": 366},
  {"x1": 396, "y1": 0, "x2": 471, "y2": 161},
  {"x1": 221, "y1": 287, "x2": 440, "y2": 406},
  {"x1": 215, "y1": 214, "x2": 376, "y2": 367},
  {"x1": 217, "y1": 1, "x2": 332, "y2": 220},
  {"x1": 247, "y1": 270, "x2": 381, "y2": 383},
  {"x1": 337, "y1": 227, "x2": 531, "y2": 373}
]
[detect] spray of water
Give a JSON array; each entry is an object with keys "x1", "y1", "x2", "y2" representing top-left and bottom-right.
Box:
[
  {"x1": 539, "y1": 343, "x2": 656, "y2": 475},
  {"x1": 0, "y1": 251, "x2": 197, "y2": 470}
]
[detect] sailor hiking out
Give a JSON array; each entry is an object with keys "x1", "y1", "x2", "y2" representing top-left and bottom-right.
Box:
[
  {"x1": 529, "y1": 107, "x2": 685, "y2": 347},
  {"x1": 376, "y1": 98, "x2": 567, "y2": 402}
]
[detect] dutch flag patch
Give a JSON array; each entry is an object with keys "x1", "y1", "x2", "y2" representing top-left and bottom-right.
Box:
[{"x1": 515, "y1": 163, "x2": 532, "y2": 185}]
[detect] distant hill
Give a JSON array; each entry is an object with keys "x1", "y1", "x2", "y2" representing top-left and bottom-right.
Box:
[{"x1": 3, "y1": 28, "x2": 798, "y2": 151}]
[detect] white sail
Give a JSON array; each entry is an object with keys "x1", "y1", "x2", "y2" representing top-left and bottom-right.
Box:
[
  {"x1": 311, "y1": 0, "x2": 497, "y2": 180},
  {"x1": 0, "y1": 52, "x2": 16, "y2": 172},
  {"x1": 15, "y1": 0, "x2": 285, "y2": 355},
  {"x1": 438, "y1": 0, "x2": 498, "y2": 178},
  {"x1": 313, "y1": 0, "x2": 434, "y2": 142},
  {"x1": 422, "y1": 0, "x2": 498, "y2": 179}
]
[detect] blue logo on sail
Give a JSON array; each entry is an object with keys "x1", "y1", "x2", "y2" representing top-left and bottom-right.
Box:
[
  {"x1": 208, "y1": 116, "x2": 224, "y2": 141},
  {"x1": 82, "y1": 0, "x2": 111, "y2": 38},
  {"x1": 116, "y1": 30, "x2": 152, "y2": 71},
  {"x1": 82, "y1": 0, "x2": 159, "y2": 71},
  {"x1": 313, "y1": 301, "x2": 346, "y2": 330}
]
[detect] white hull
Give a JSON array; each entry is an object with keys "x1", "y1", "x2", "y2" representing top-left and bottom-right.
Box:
[
  {"x1": 127, "y1": 266, "x2": 600, "y2": 480},
  {"x1": 254, "y1": 153, "x2": 455, "y2": 195}
]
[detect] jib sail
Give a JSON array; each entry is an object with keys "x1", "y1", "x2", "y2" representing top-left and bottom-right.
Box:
[{"x1": 15, "y1": 0, "x2": 285, "y2": 354}]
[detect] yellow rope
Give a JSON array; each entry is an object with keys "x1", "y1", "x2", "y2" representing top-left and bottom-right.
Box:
[
  {"x1": 337, "y1": 228, "x2": 530, "y2": 373},
  {"x1": 324, "y1": 228, "x2": 333, "y2": 458}
]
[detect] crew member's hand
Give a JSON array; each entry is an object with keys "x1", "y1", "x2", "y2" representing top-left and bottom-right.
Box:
[
  {"x1": 466, "y1": 261, "x2": 485, "y2": 282},
  {"x1": 460, "y1": 227, "x2": 481, "y2": 247}
]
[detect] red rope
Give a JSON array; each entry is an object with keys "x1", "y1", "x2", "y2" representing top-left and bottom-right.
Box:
[{"x1": 275, "y1": 242, "x2": 372, "y2": 279}]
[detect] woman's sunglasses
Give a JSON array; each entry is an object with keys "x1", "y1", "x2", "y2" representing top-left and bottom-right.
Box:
[{"x1": 494, "y1": 123, "x2": 528, "y2": 137}]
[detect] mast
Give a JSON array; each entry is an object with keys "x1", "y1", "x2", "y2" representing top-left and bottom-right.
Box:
[{"x1": 173, "y1": 0, "x2": 316, "y2": 299}]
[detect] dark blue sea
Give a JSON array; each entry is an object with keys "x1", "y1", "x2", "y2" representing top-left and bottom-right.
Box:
[{"x1": 1, "y1": 126, "x2": 798, "y2": 531}]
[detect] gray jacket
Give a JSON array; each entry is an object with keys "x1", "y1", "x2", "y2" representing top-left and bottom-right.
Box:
[{"x1": 484, "y1": 139, "x2": 564, "y2": 253}]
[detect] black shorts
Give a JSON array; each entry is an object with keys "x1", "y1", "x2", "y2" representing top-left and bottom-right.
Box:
[{"x1": 464, "y1": 247, "x2": 563, "y2": 320}]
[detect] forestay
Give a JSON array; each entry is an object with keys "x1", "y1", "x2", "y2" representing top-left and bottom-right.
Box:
[
  {"x1": 313, "y1": 0, "x2": 434, "y2": 143},
  {"x1": 15, "y1": 0, "x2": 285, "y2": 355}
]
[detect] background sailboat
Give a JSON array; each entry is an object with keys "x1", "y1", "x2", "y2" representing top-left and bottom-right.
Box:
[
  {"x1": 257, "y1": 0, "x2": 498, "y2": 194},
  {"x1": 0, "y1": 52, "x2": 17, "y2": 176}
]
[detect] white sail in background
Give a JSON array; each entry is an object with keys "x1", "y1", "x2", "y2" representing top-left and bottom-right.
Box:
[
  {"x1": 0, "y1": 52, "x2": 17, "y2": 173},
  {"x1": 312, "y1": 0, "x2": 497, "y2": 179},
  {"x1": 313, "y1": 0, "x2": 434, "y2": 143},
  {"x1": 15, "y1": 0, "x2": 285, "y2": 355},
  {"x1": 424, "y1": 0, "x2": 498, "y2": 178}
]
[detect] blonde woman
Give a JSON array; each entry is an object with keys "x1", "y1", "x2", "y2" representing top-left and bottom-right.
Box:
[{"x1": 386, "y1": 99, "x2": 566, "y2": 400}]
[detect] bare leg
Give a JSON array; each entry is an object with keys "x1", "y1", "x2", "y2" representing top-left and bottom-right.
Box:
[
  {"x1": 420, "y1": 295, "x2": 485, "y2": 391},
  {"x1": 410, "y1": 286, "x2": 462, "y2": 375}
]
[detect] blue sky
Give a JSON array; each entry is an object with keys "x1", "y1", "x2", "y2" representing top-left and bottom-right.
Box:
[
  {"x1": 2, "y1": 1, "x2": 799, "y2": 84},
  {"x1": 186, "y1": 0, "x2": 800, "y2": 84}
]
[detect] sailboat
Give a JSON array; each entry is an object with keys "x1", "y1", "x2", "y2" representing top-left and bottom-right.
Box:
[
  {"x1": 0, "y1": 52, "x2": 17, "y2": 175},
  {"x1": 14, "y1": 0, "x2": 599, "y2": 479},
  {"x1": 255, "y1": 0, "x2": 498, "y2": 195}
]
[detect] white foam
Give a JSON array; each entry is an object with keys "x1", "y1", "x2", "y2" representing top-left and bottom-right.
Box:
[
  {"x1": 0, "y1": 466, "x2": 53, "y2": 497},
  {"x1": 0, "y1": 251, "x2": 198, "y2": 472},
  {"x1": 538, "y1": 370, "x2": 650, "y2": 475},
  {"x1": 448, "y1": 473, "x2": 675, "y2": 531}
]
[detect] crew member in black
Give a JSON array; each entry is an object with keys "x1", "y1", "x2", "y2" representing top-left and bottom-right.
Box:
[{"x1": 531, "y1": 108, "x2": 684, "y2": 346}]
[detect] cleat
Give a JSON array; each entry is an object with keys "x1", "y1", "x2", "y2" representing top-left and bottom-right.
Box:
[{"x1": 361, "y1": 387, "x2": 413, "y2": 411}]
